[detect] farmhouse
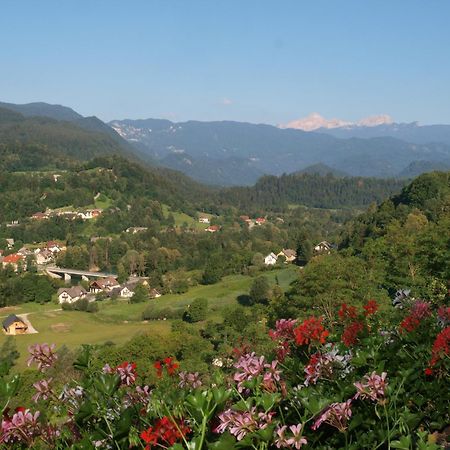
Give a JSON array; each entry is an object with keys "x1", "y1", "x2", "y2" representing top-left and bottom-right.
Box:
[
  {"x1": 149, "y1": 288, "x2": 162, "y2": 298},
  {"x1": 264, "y1": 252, "x2": 278, "y2": 266},
  {"x1": 35, "y1": 249, "x2": 53, "y2": 265},
  {"x1": 255, "y1": 217, "x2": 266, "y2": 225},
  {"x1": 57, "y1": 286, "x2": 87, "y2": 304},
  {"x1": 2, "y1": 314, "x2": 28, "y2": 335},
  {"x1": 198, "y1": 216, "x2": 210, "y2": 224},
  {"x1": 47, "y1": 241, "x2": 63, "y2": 253}
]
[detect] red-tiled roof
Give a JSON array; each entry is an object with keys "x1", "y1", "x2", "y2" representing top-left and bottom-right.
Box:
[{"x1": 3, "y1": 253, "x2": 23, "y2": 264}]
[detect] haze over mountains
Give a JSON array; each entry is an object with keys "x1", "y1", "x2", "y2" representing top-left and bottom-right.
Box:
[{"x1": 1, "y1": 100, "x2": 450, "y2": 186}]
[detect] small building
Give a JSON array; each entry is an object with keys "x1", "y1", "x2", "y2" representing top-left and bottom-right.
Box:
[
  {"x1": 278, "y1": 249, "x2": 297, "y2": 263},
  {"x1": 255, "y1": 217, "x2": 266, "y2": 225},
  {"x1": 198, "y1": 216, "x2": 210, "y2": 224},
  {"x1": 205, "y1": 225, "x2": 220, "y2": 233},
  {"x1": 2, "y1": 253, "x2": 24, "y2": 271},
  {"x1": 89, "y1": 276, "x2": 120, "y2": 294},
  {"x1": 239, "y1": 215, "x2": 250, "y2": 221},
  {"x1": 6, "y1": 239, "x2": 15, "y2": 249},
  {"x1": 314, "y1": 241, "x2": 332, "y2": 254},
  {"x1": 2, "y1": 314, "x2": 28, "y2": 335},
  {"x1": 17, "y1": 247, "x2": 33, "y2": 257},
  {"x1": 57, "y1": 286, "x2": 87, "y2": 304},
  {"x1": 264, "y1": 252, "x2": 278, "y2": 266}
]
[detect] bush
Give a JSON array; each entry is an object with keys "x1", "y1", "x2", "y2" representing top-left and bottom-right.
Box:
[
  {"x1": 183, "y1": 298, "x2": 208, "y2": 323},
  {"x1": 142, "y1": 305, "x2": 183, "y2": 321}
]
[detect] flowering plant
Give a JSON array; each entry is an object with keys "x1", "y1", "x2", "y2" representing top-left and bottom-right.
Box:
[{"x1": 0, "y1": 297, "x2": 448, "y2": 449}]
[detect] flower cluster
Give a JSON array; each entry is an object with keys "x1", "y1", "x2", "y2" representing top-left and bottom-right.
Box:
[
  {"x1": 294, "y1": 317, "x2": 329, "y2": 346},
  {"x1": 338, "y1": 303, "x2": 357, "y2": 321},
  {"x1": 153, "y1": 357, "x2": 179, "y2": 378},
  {"x1": 400, "y1": 300, "x2": 432, "y2": 333},
  {"x1": 354, "y1": 371, "x2": 388, "y2": 402},
  {"x1": 428, "y1": 326, "x2": 450, "y2": 371},
  {"x1": 304, "y1": 347, "x2": 352, "y2": 386},
  {"x1": 363, "y1": 299, "x2": 379, "y2": 316},
  {"x1": 27, "y1": 343, "x2": 58, "y2": 372},
  {"x1": 103, "y1": 361, "x2": 138, "y2": 385},
  {"x1": 233, "y1": 353, "x2": 282, "y2": 392},
  {"x1": 269, "y1": 319, "x2": 298, "y2": 361},
  {"x1": 215, "y1": 407, "x2": 274, "y2": 441},
  {"x1": 140, "y1": 416, "x2": 190, "y2": 449},
  {"x1": 0, "y1": 408, "x2": 41, "y2": 446},
  {"x1": 312, "y1": 400, "x2": 353, "y2": 432},
  {"x1": 437, "y1": 306, "x2": 450, "y2": 328},
  {"x1": 178, "y1": 371, "x2": 202, "y2": 389},
  {"x1": 275, "y1": 423, "x2": 307, "y2": 449},
  {"x1": 32, "y1": 378, "x2": 54, "y2": 403},
  {"x1": 341, "y1": 320, "x2": 365, "y2": 347}
]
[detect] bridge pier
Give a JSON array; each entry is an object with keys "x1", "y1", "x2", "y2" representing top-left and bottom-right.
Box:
[
  {"x1": 64, "y1": 273, "x2": 72, "y2": 283},
  {"x1": 81, "y1": 275, "x2": 89, "y2": 282}
]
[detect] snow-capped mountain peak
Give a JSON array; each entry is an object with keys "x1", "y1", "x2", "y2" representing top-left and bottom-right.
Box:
[{"x1": 279, "y1": 113, "x2": 394, "y2": 131}]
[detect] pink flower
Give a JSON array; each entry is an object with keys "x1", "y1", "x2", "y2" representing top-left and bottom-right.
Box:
[
  {"x1": 0, "y1": 409, "x2": 41, "y2": 445},
  {"x1": 179, "y1": 371, "x2": 202, "y2": 389},
  {"x1": 32, "y1": 378, "x2": 54, "y2": 403},
  {"x1": 116, "y1": 361, "x2": 137, "y2": 386},
  {"x1": 312, "y1": 400, "x2": 352, "y2": 432},
  {"x1": 354, "y1": 371, "x2": 388, "y2": 402},
  {"x1": 27, "y1": 344, "x2": 57, "y2": 372},
  {"x1": 275, "y1": 424, "x2": 307, "y2": 449}
]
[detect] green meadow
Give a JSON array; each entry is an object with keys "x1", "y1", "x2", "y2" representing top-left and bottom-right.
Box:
[{"x1": 0, "y1": 266, "x2": 299, "y2": 368}]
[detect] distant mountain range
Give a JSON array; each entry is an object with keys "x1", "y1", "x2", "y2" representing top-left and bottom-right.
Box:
[
  {"x1": 110, "y1": 117, "x2": 450, "y2": 184},
  {"x1": 1, "y1": 101, "x2": 450, "y2": 186}
]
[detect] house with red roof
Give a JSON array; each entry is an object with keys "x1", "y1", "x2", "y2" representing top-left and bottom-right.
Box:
[{"x1": 2, "y1": 253, "x2": 24, "y2": 271}]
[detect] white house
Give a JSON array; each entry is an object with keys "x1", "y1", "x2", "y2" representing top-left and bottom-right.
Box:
[
  {"x1": 126, "y1": 227, "x2": 148, "y2": 234},
  {"x1": 57, "y1": 286, "x2": 87, "y2": 304},
  {"x1": 264, "y1": 252, "x2": 278, "y2": 266},
  {"x1": 35, "y1": 248, "x2": 53, "y2": 265},
  {"x1": 198, "y1": 216, "x2": 210, "y2": 224},
  {"x1": 277, "y1": 249, "x2": 297, "y2": 263}
]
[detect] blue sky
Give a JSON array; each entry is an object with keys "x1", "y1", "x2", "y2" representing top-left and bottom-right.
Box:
[{"x1": 1, "y1": 0, "x2": 450, "y2": 124}]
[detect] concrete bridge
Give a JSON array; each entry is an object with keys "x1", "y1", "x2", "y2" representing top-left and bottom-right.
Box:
[{"x1": 45, "y1": 266, "x2": 117, "y2": 282}]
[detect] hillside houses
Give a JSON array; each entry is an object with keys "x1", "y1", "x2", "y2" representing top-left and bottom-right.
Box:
[
  {"x1": 264, "y1": 252, "x2": 278, "y2": 266},
  {"x1": 314, "y1": 241, "x2": 333, "y2": 254},
  {"x1": 205, "y1": 225, "x2": 220, "y2": 233},
  {"x1": 278, "y1": 248, "x2": 297, "y2": 263}
]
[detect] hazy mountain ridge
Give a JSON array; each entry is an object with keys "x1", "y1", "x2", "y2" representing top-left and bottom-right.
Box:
[{"x1": 110, "y1": 117, "x2": 450, "y2": 184}]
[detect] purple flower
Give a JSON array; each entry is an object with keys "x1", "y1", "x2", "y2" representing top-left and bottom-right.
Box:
[
  {"x1": 354, "y1": 371, "x2": 388, "y2": 402},
  {"x1": 27, "y1": 344, "x2": 57, "y2": 372},
  {"x1": 32, "y1": 378, "x2": 54, "y2": 403},
  {"x1": 179, "y1": 371, "x2": 202, "y2": 389}
]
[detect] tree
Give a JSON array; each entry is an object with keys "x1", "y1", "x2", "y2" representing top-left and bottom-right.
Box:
[
  {"x1": 249, "y1": 276, "x2": 271, "y2": 305},
  {"x1": 201, "y1": 262, "x2": 222, "y2": 285},
  {"x1": 183, "y1": 298, "x2": 208, "y2": 323},
  {"x1": 130, "y1": 284, "x2": 148, "y2": 303}
]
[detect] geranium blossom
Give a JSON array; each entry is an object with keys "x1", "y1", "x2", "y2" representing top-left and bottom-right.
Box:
[
  {"x1": 0, "y1": 408, "x2": 41, "y2": 445},
  {"x1": 179, "y1": 371, "x2": 202, "y2": 389},
  {"x1": 363, "y1": 299, "x2": 379, "y2": 316},
  {"x1": 27, "y1": 343, "x2": 58, "y2": 372},
  {"x1": 140, "y1": 416, "x2": 190, "y2": 449},
  {"x1": 312, "y1": 400, "x2": 353, "y2": 432},
  {"x1": 354, "y1": 371, "x2": 388, "y2": 402},
  {"x1": 338, "y1": 303, "x2": 357, "y2": 321},
  {"x1": 294, "y1": 317, "x2": 329, "y2": 346},
  {"x1": 341, "y1": 321, "x2": 365, "y2": 347},
  {"x1": 275, "y1": 424, "x2": 307, "y2": 449},
  {"x1": 116, "y1": 361, "x2": 137, "y2": 386},
  {"x1": 400, "y1": 300, "x2": 432, "y2": 333},
  {"x1": 428, "y1": 326, "x2": 450, "y2": 368},
  {"x1": 32, "y1": 378, "x2": 54, "y2": 403}
]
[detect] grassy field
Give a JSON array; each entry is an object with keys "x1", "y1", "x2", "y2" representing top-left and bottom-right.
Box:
[
  {"x1": 161, "y1": 204, "x2": 215, "y2": 230},
  {"x1": 1, "y1": 266, "x2": 299, "y2": 368}
]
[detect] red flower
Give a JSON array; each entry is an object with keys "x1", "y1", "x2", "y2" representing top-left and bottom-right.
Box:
[
  {"x1": 342, "y1": 321, "x2": 365, "y2": 347},
  {"x1": 363, "y1": 300, "x2": 379, "y2": 316},
  {"x1": 399, "y1": 316, "x2": 420, "y2": 333},
  {"x1": 429, "y1": 327, "x2": 450, "y2": 367},
  {"x1": 141, "y1": 416, "x2": 190, "y2": 449},
  {"x1": 338, "y1": 303, "x2": 358, "y2": 321},
  {"x1": 399, "y1": 301, "x2": 432, "y2": 333},
  {"x1": 424, "y1": 367, "x2": 433, "y2": 376},
  {"x1": 153, "y1": 358, "x2": 179, "y2": 378},
  {"x1": 294, "y1": 317, "x2": 329, "y2": 346},
  {"x1": 154, "y1": 360, "x2": 163, "y2": 378}
]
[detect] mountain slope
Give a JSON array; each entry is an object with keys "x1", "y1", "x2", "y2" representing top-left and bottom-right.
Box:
[{"x1": 0, "y1": 101, "x2": 83, "y2": 121}]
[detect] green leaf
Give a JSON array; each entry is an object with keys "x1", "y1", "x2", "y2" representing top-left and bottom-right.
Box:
[{"x1": 207, "y1": 433, "x2": 237, "y2": 450}]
